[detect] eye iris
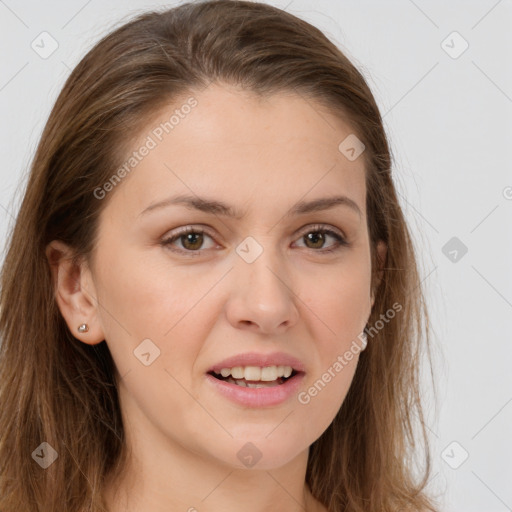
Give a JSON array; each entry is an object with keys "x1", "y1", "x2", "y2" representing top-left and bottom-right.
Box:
[
  {"x1": 305, "y1": 232, "x2": 325, "y2": 249},
  {"x1": 182, "y1": 232, "x2": 203, "y2": 250}
]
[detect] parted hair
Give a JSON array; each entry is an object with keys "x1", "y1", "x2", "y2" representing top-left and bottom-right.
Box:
[{"x1": 0, "y1": 1, "x2": 439, "y2": 511}]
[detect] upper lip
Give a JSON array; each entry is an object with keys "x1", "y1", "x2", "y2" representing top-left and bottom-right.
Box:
[{"x1": 208, "y1": 351, "x2": 306, "y2": 374}]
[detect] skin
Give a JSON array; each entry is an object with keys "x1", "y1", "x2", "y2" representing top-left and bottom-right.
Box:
[{"x1": 46, "y1": 83, "x2": 386, "y2": 512}]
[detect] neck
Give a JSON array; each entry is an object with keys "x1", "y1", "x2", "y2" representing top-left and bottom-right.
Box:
[
  {"x1": 102, "y1": 388, "x2": 325, "y2": 512},
  {"x1": 103, "y1": 446, "x2": 323, "y2": 512}
]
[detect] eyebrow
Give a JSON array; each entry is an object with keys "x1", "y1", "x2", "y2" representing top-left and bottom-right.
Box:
[{"x1": 138, "y1": 193, "x2": 362, "y2": 219}]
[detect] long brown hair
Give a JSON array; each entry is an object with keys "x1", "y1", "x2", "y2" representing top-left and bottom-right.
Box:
[{"x1": 0, "y1": 1, "x2": 440, "y2": 510}]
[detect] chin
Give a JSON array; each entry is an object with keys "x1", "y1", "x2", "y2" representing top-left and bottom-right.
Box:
[{"x1": 218, "y1": 438, "x2": 307, "y2": 471}]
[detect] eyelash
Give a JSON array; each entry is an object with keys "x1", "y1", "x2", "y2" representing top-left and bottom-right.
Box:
[{"x1": 160, "y1": 224, "x2": 349, "y2": 256}]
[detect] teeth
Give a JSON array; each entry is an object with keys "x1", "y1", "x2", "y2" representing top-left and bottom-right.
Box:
[
  {"x1": 231, "y1": 366, "x2": 245, "y2": 379},
  {"x1": 226, "y1": 377, "x2": 280, "y2": 388},
  {"x1": 244, "y1": 366, "x2": 261, "y2": 381},
  {"x1": 216, "y1": 365, "x2": 294, "y2": 381},
  {"x1": 261, "y1": 366, "x2": 277, "y2": 380}
]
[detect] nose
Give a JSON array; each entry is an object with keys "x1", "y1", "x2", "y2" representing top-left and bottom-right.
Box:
[{"x1": 224, "y1": 245, "x2": 300, "y2": 335}]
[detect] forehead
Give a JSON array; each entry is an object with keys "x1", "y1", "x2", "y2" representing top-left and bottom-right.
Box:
[{"x1": 109, "y1": 83, "x2": 367, "y2": 218}]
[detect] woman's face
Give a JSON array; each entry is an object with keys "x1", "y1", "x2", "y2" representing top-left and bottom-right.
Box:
[{"x1": 83, "y1": 83, "x2": 381, "y2": 470}]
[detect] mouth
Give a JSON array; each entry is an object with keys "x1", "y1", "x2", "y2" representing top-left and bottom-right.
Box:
[
  {"x1": 207, "y1": 368, "x2": 301, "y2": 388},
  {"x1": 205, "y1": 352, "x2": 306, "y2": 406}
]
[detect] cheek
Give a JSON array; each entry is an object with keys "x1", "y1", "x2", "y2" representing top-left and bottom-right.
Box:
[
  {"x1": 301, "y1": 258, "x2": 371, "y2": 341},
  {"x1": 297, "y1": 256, "x2": 370, "y2": 407},
  {"x1": 297, "y1": 273, "x2": 367, "y2": 429},
  {"x1": 97, "y1": 244, "x2": 218, "y2": 332},
  {"x1": 94, "y1": 246, "x2": 221, "y2": 377},
  {"x1": 93, "y1": 251, "x2": 214, "y2": 432}
]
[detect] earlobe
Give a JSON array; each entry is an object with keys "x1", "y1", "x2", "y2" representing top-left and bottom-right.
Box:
[{"x1": 45, "y1": 240, "x2": 105, "y2": 345}]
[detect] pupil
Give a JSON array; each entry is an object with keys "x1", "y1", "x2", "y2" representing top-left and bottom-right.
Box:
[
  {"x1": 182, "y1": 232, "x2": 203, "y2": 250},
  {"x1": 306, "y1": 232, "x2": 324, "y2": 249}
]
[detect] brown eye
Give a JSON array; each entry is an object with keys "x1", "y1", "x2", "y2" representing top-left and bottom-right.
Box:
[
  {"x1": 180, "y1": 232, "x2": 204, "y2": 251},
  {"x1": 161, "y1": 227, "x2": 217, "y2": 254},
  {"x1": 294, "y1": 226, "x2": 348, "y2": 253},
  {"x1": 303, "y1": 231, "x2": 326, "y2": 249}
]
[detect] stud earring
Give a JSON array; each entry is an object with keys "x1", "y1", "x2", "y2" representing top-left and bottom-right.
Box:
[{"x1": 77, "y1": 323, "x2": 89, "y2": 333}]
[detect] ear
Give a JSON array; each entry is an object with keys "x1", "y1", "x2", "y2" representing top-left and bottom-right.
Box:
[
  {"x1": 370, "y1": 240, "x2": 387, "y2": 308},
  {"x1": 45, "y1": 240, "x2": 105, "y2": 345}
]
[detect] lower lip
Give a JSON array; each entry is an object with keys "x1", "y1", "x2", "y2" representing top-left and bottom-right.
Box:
[{"x1": 205, "y1": 372, "x2": 305, "y2": 407}]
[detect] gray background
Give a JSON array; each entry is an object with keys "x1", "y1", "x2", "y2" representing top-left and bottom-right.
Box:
[{"x1": 1, "y1": 1, "x2": 511, "y2": 510}]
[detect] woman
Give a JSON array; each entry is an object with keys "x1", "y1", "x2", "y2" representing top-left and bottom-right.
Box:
[{"x1": 0, "y1": 1, "x2": 439, "y2": 511}]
